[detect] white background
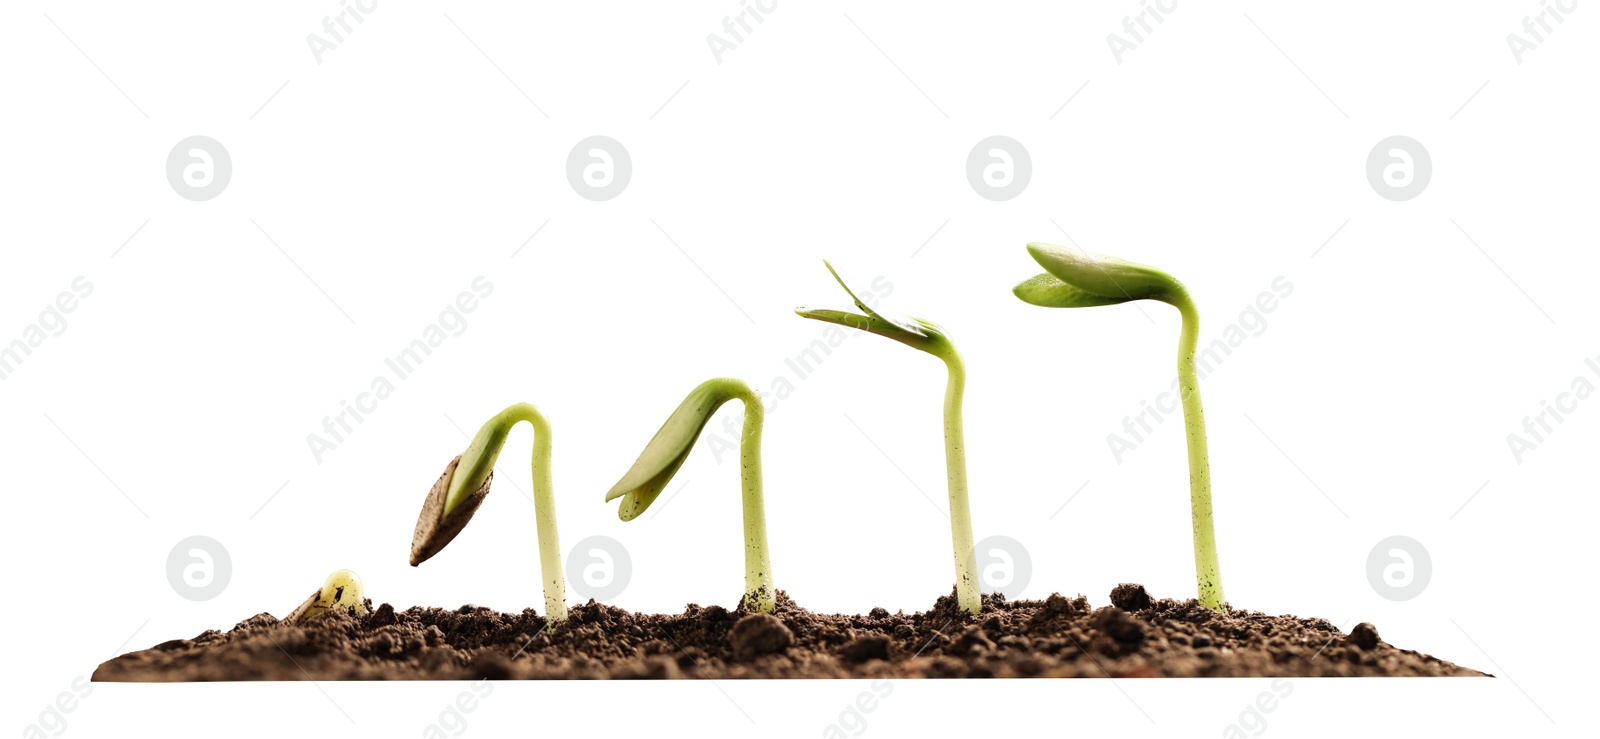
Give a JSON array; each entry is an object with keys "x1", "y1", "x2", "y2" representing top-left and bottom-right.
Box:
[{"x1": 2, "y1": 1, "x2": 1594, "y2": 736}]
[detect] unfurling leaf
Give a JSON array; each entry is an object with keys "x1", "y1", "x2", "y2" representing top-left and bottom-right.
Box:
[
  {"x1": 794, "y1": 261, "x2": 953, "y2": 357},
  {"x1": 795, "y1": 260, "x2": 980, "y2": 614}
]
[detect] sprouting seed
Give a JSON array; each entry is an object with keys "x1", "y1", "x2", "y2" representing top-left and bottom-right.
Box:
[
  {"x1": 604, "y1": 378, "x2": 775, "y2": 614},
  {"x1": 286, "y1": 569, "x2": 368, "y2": 624},
  {"x1": 795, "y1": 261, "x2": 982, "y2": 615},
  {"x1": 1014, "y1": 242, "x2": 1227, "y2": 611},
  {"x1": 410, "y1": 403, "x2": 568, "y2": 623}
]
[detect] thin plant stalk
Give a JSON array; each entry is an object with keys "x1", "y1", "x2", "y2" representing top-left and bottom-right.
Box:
[
  {"x1": 453, "y1": 403, "x2": 566, "y2": 623},
  {"x1": 796, "y1": 262, "x2": 980, "y2": 614},
  {"x1": 941, "y1": 349, "x2": 981, "y2": 614},
  {"x1": 605, "y1": 378, "x2": 774, "y2": 613},
  {"x1": 1174, "y1": 292, "x2": 1223, "y2": 610},
  {"x1": 735, "y1": 386, "x2": 771, "y2": 612},
  {"x1": 411, "y1": 402, "x2": 568, "y2": 624},
  {"x1": 1013, "y1": 243, "x2": 1225, "y2": 610}
]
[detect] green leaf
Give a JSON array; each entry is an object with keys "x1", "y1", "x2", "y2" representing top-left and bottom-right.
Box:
[
  {"x1": 792, "y1": 307, "x2": 874, "y2": 332},
  {"x1": 1024, "y1": 242, "x2": 1179, "y2": 302},
  {"x1": 1012, "y1": 273, "x2": 1134, "y2": 308},
  {"x1": 793, "y1": 307, "x2": 940, "y2": 353},
  {"x1": 823, "y1": 260, "x2": 927, "y2": 338},
  {"x1": 797, "y1": 261, "x2": 953, "y2": 357},
  {"x1": 445, "y1": 424, "x2": 508, "y2": 516},
  {"x1": 605, "y1": 379, "x2": 744, "y2": 520}
]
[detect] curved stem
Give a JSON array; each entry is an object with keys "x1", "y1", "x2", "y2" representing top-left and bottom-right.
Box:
[
  {"x1": 1173, "y1": 293, "x2": 1225, "y2": 611},
  {"x1": 730, "y1": 384, "x2": 775, "y2": 613},
  {"x1": 941, "y1": 348, "x2": 981, "y2": 614},
  {"x1": 455, "y1": 403, "x2": 567, "y2": 623}
]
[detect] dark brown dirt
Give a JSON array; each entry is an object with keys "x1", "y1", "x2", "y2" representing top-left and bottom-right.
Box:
[{"x1": 93, "y1": 586, "x2": 1486, "y2": 680}]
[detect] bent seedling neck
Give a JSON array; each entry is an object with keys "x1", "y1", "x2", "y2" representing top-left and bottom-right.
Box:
[
  {"x1": 605, "y1": 378, "x2": 775, "y2": 614},
  {"x1": 1167, "y1": 292, "x2": 1225, "y2": 610},
  {"x1": 939, "y1": 349, "x2": 981, "y2": 614},
  {"x1": 796, "y1": 261, "x2": 982, "y2": 614},
  {"x1": 413, "y1": 403, "x2": 569, "y2": 624},
  {"x1": 1014, "y1": 244, "x2": 1226, "y2": 611}
]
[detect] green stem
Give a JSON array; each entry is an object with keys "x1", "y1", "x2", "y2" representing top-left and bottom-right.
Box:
[
  {"x1": 941, "y1": 348, "x2": 981, "y2": 614},
  {"x1": 729, "y1": 383, "x2": 775, "y2": 614},
  {"x1": 453, "y1": 403, "x2": 568, "y2": 623},
  {"x1": 1173, "y1": 294, "x2": 1225, "y2": 611}
]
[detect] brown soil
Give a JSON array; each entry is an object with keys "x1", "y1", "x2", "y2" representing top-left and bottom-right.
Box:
[{"x1": 93, "y1": 585, "x2": 1486, "y2": 680}]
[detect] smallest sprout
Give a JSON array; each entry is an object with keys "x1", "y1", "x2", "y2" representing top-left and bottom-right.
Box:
[{"x1": 285, "y1": 569, "x2": 368, "y2": 624}]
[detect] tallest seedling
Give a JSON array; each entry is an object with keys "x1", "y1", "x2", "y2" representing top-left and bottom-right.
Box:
[
  {"x1": 796, "y1": 262, "x2": 981, "y2": 614},
  {"x1": 1013, "y1": 243, "x2": 1227, "y2": 611}
]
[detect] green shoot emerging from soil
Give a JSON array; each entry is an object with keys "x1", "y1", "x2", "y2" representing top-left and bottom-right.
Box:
[
  {"x1": 410, "y1": 403, "x2": 567, "y2": 623},
  {"x1": 286, "y1": 569, "x2": 368, "y2": 624},
  {"x1": 796, "y1": 261, "x2": 981, "y2": 615},
  {"x1": 605, "y1": 378, "x2": 774, "y2": 614},
  {"x1": 1014, "y1": 243, "x2": 1226, "y2": 611}
]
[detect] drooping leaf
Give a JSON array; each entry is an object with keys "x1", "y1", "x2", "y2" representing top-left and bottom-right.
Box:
[
  {"x1": 605, "y1": 379, "x2": 744, "y2": 521},
  {"x1": 1025, "y1": 242, "x2": 1179, "y2": 302}
]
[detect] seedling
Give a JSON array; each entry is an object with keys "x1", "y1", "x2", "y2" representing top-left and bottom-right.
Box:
[
  {"x1": 410, "y1": 403, "x2": 568, "y2": 623},
  {"x1": 605, "y1": 378, "x2": 774, "y2": 613},
  {"x1": 1013, "y1": 243, "x2": 1226, "y2": 611},
  {"x1": 286, "y1": 569, "x2": 368, "y2": 624},
  {"x1": 796, "y1": 262, "x2": 981, "y2": 614}
]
